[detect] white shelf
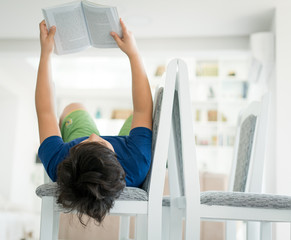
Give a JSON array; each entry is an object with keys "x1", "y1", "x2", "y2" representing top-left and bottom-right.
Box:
[
  {"x1": 194, "y1": 122, "x2": 236, "y2": 128},
  {"x1": 196, "y1": 145, "x2": 234, "y2": 151},
  {"x1": 218, "y1": 98, "x2": 248, "y2": 104},
  {"x1": 194, "y1": 76, "x2": 220, "y2": 83},
  {"x1": 221, "y1": 77, "x2": 248, "y2": 82},
  {"x1": 194, "y1": 122, "x2": 219, "y2": 128},
  {"x1": 192, "y1": 99, "x2": 219, "y2": 105},
  {"x1": 194, "y1": 76, "x2": 247, "y2": 83},
  {"x1": 192, "y1": 98, "x2": 248, "y2": 105},
  {"x1": 190, "y1": 56, "x2": 249, "y2": 174}
]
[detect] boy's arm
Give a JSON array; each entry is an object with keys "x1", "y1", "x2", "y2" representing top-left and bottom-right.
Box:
[
  {"x1": 111, "y1": 19, "x2": 153, "y2": 130},
  {"x1": 35, "y1": 20, "x2": 61, "y2": 144}
]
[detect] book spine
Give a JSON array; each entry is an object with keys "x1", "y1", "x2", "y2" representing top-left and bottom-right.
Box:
[{"x1": 80, "y1": 1, "x2": 92, "y2": 45}]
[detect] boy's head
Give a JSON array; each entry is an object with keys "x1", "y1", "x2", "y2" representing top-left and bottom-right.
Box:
[{"x1": 56, "y1": 139, "x2": 126, "y2": 225}]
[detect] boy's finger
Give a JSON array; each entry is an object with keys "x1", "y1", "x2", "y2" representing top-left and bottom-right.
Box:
[
  {"x1": 110, "y1": 32, "x2": 123, "y2": 46},
  {"x1": 39, "y1": 25, "x2": 48, "y2": 38},
  {"x1": 39, "y1": 23, "x2": 44, "y2": 32},
  {"x1": 48, "y1": 26, "x2": 56, "y2": 39},
  {"x1": 39, "y1": 20, "x2": 45, "y2": 29},
  {"x1": 39, "y1": 20, "x2": 48, "y2": 32},
  {"x1": 120, "y1": 18, "x2": 128, "y2": 34}
]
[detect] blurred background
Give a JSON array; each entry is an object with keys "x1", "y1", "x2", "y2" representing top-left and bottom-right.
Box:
[{"x1": 1, "y1": 0, "x2": 290, "y2": 239}]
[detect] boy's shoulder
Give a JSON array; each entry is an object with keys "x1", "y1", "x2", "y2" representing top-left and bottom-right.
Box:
[{"x1": 129, "y1": 127, "x2": 152, "y2": 137}]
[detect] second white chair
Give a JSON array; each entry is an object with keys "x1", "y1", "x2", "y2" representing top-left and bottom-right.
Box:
[{"x1": 162, "y1": 59, "x2": 291, "y2": 240}]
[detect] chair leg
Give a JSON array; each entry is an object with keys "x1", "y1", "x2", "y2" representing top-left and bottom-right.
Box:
[
  {"x1": 119, "y1": 216, "x2": 130, "y2": 240},
  {"x1": 184, "y1": 209, "x2": 200, "y2": 240},
  {"x1": 169, "y1": 207, "x2": 183, "y2": 240},
  {"x1": 39, "y1": 197, "x2": 60, "y2": 240},
  {"x1": 225, "y1": 221, "x2": 237, "y2": 240},
  {"x1": 162, "y1": 206, "x2": 170, "y2": 240},
  {"x1": 260, "y1": 222, "x2": 272, "y2": 240},
  {"x1": 247, "y1": 222, "x2": 260, "y2": 240},
  {"x1": 135, "y1": 214, "x2": 147, "y2": 240}
]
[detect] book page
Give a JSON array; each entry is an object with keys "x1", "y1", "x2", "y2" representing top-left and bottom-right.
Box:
[
  {"x1": 42, "y1": 2, "x2": 90, "y2": 55},
  {"x1": 82, "y1": 2, "x2": 122, "y2": 48}
]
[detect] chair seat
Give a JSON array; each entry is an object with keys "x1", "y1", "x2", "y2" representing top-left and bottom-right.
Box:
[
  {"x1": 201, "y1": 191, "x2": 291, "y2": 209},
  {"x1": 162, "y1": 191, "x2": 291, "y2": 209},
  {"x1": 36, "y1": 183, "x2": 148, "y2": 201}
]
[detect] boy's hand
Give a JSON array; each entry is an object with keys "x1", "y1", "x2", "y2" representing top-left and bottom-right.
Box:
[
  {"x1": 39, "y1": 20, "x2": 56, "y2": 57},
  {"x1": 111, "y1": 19, "x2": 138, "y2": 58}
]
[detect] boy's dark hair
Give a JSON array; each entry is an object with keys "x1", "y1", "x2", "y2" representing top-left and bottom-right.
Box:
[{"x1": 56, "y1": 141, "x2": 126, "y2": 226}]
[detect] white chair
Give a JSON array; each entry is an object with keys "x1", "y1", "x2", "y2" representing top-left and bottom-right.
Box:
[
  {"x1": 162, "y1": 59, "x2": 291, "y2": 240},
  {"x1": 35, "y1": 59, "x2": 178, "y2": 240},
  {"x1": 162, "y1": 59, "x2": 201, "y2": 240},
  {"x1": 226, "y1": 95, "x2": 270, "y2": 239},
  {"x1": 199, "y1": 93, "x2": 291, "y2": 240}
]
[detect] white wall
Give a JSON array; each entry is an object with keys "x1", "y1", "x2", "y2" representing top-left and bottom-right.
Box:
[
  {"x1": 275, "y1": 0, "x2": 291, "y2": 239},
  {"x1": 0, "y1": 55, "x2": 40, "y2": 211},
  {"x1": 266, "y1": 12, "x2": 276, "y2": 196},
  {"x1": 0, "y1": 86, "x2": 18, "y2": 201}
]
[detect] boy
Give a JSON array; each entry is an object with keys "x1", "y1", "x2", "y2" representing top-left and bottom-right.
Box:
[{"x1": 36, "y1": 19, "x2": 153, "y2": 225}]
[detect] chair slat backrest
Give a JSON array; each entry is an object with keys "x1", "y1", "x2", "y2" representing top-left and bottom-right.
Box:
[
  {"x1": 171, "y1": 90, "x2": 185, "y2": 196},
  {"x1": 177, "y1": 59, "x2": 201, "y2": 201},
  {"x1": 140, "y1": 59, "x2": 177, "y2": 239},
  {"x1": 246, "y1": 94, "x2": 270, "y2": 193},
  {"x1": 144, "y1": 59, "x2": 177, "y2": 197},
  {"x1": 168, "y1": 60, "x2": 200, "y2": 198},
  {"x1": 233, "y1": 114, "x2": 258, "y2": 192},
  {"x1": 166, "y1": 60, "x2": 201, "y2": 239},
  {"x1": 229, "y1": 94, "x2": 270, "y2": 193},
  {"x1": 141, "y1": 87, "x2": 164, "y2": 192}
]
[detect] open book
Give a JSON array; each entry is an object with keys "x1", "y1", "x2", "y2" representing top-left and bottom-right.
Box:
[{"x1": 42, "y1": 1, "x2": 122, "y2": 55}]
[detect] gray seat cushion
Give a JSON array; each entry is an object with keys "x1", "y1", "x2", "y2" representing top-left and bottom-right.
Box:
[
  {"x1": 36, "y1": 183, "x2": 148, "y2": 201},
  {"x1": 162, "y1": 191, "x2": 291, "y2": 209},
  {"x1": 233, "y1": 115, "x2": 257, "y2": 192},
  {"x1": 201, "y1": 191, "x2": 291, "y2": 209}
]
